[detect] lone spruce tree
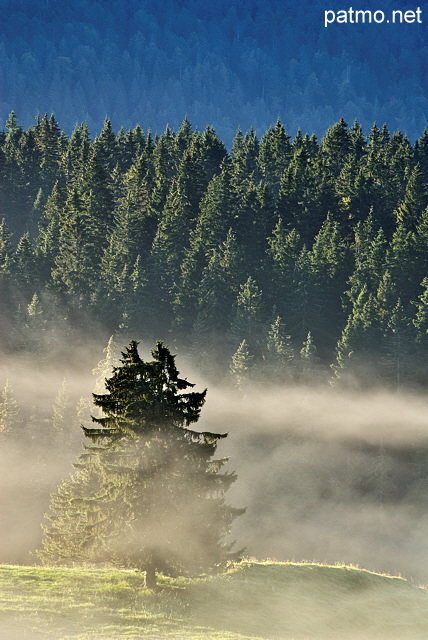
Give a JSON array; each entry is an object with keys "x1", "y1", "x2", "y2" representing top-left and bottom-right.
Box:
[{"x1": 40, "y1": 341, "x2": 243, "y2": 588}]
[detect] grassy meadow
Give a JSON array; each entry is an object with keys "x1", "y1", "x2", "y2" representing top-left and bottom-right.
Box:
[{"x1": 1, "y1": 561, "x2": 428, "y2": 639}]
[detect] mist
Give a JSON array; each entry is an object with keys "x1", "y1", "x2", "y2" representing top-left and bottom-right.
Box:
[
  {"x1": 200, "y1": 383, "x2": 428, "y2": 585},
  {"x1": 0, "y1": 346, "x2": 100, "y2": 565},
  {"x1": 2, "y1": 344, "x2": 428, "y2": 586}
]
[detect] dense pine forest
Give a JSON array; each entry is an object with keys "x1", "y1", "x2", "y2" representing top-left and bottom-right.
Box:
[
  {"x1": 3, "y1": 0, "x2": 428, "y2": 598},
  {"x1": 2, "y1": 112, "x2": 428, "y2": 581},
  {"x1": 1, "y1": 113, "x2": 428, "y2": 390},
  {"x1": 1, "y1": 0, "x2": 428, "y2": 142}
]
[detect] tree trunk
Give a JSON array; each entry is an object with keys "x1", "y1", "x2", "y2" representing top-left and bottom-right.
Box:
[{"x1": 144, "y1": 564, "x2": 157, "y2": 590}]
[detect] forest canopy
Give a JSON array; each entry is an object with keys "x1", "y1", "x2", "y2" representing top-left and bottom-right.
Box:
[{"x1": 0, "y1": 113, "x2": 427, "y2": 390}]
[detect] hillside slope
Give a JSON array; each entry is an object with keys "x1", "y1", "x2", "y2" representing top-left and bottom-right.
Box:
[{"x1": 1, "y1": 561, "x2": 428, "y2": 639}]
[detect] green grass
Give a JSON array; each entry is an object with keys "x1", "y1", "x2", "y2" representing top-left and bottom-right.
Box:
[{"x1": 1, "y1": 561, "x2": 428, "y2": 639}]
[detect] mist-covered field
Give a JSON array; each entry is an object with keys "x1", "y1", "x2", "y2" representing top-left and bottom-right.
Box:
[
  {"x1": 2, "y1": 341, "x2": 428, "y2": 584},
  {"x1": 204, "y1": 383, "x2": 428, "y2": 584}
]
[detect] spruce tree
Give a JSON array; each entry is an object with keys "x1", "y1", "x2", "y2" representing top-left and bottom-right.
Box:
[
  {"x1": 287, "y1": 247, "x2": 326, "y2": 348},
  {"x1": 150, "y1": 168, "x2": 197, "y2": 296},
  {"x1": 394, "y1": 164, "x2": 428, "y2": 230},
  {"x1": 386, "y1": 223, "x2": 422, "y2": 306},
  {"x1": 265, "y1": 219, "x2": 301, "y2": 315},
  {"x1": 198, "y1": 125, "x2": 227, "y2": 183},
  {"x1": 414, "y1": 277, "x2": 428, "y2": 337},
  {"x1": 380, "y1": 300, "x2": 416, "y2": 390},
  {"x1": 34, "y1": 113, "x2": 63, "y2": 193},
  {"x1": 0, "y1": 379, "x2": 22, "y2": 436},
  {"x1": 257, "y1": 119, "x2": 292, "y2": 198},
  {"x1": 93, "y1": 117, "x2": 118, "y2": 174},
  {"x1": 344, "y1": 217, "x2": 387, "y2": 315},
  {"x1": 150, "y1": 127, "x2": 178, "y2": 218},
  {"x1": 321, "y1": 118, "x2": 351, "y2": 177},
  {"x1": 309, "y1": 215, "x2": 349, "y2": 351},
  {"x1": 414, "y1": 129, "x2": 428, "y2": 181},
  {"x1": 335, "y1": 158, "x2": 374, "y2": 228},
  {"x1": 50, "y1": 379, "x2": 78, "y2": 448},
  {"x1": 262, "y1": 315, "x2": 295, "y2": 382},
  {"x1": 36, "y1": 180, "x2": 66, "y2": 279},
  {"x1": 413, "y1": 277, "x2": 428, "y2": 384},
  {"x1": 13, "y1": 232, "x2": 40, "y2": 296},
  {"x1": 40, "y1": 341, "x2": 243, "y2": 588},
  {"x1": 332, "y1": 288, "x2": 383, "y2": 386},
  {"x1": 82, "y1": 142, "x2": 115, "y2": 235},
  {"x1": 191, "y1": 231, "x2": 245, "y2": 341},
  {"x1": 349, "y1": 120, "x2": 367, "y2": 162},
  {"x1": 92, "y1": 335, "x2": 122, "y2": 394},
  {"x1": 276, "y1": 147, "x2": 328, "y2": 243},
  {"x1": 233, "y1": 180, "x2": 275, "y2": 275},
  {"x1": 300, "y1": 331, "x2": 323, "y2": 383},
  {"x1": 230, "y1": 339, "x2": 253, "y2": 389},
  {"x1": 0, "y1": 217, "x2": 13, "y2": 272},
  {"x1": 1, "y1": 113, "x2": 33, "y2": 237},
  {"x1": 64, "y1": 122, "x2": 91, "y2": 180},
  {"x1": 172, "y1": 160, "x2": 237, "y2": 338},
  {"x1": 228, "y1": 276, "x2": 265, "y2": 356},
  {"x1": 51, "y1": 187, "x2": 100, "y2": 300}
]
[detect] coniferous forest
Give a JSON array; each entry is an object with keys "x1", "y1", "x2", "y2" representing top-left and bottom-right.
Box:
[
  {"x1": 3, "y1": 0, "x2": 428, "y2": 617},
  {"x1": 2, "y1": 111, "x2": 428, "y2": 581},
  {"x1": 1, "y1": 113, "x2": 428, "y2": 390}
]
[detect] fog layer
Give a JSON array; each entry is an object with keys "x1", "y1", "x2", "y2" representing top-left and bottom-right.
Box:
[
  {"x1": 202, "y1": 384, "x2": 428, "y2": 584},
  {"x1": 2, "y1": 349, "x2": 428, "y2": 584}
]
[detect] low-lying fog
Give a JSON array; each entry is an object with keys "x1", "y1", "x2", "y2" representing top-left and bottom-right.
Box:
[{"x1": 2, "y1": 343, "x2": 428, "y2": 585}]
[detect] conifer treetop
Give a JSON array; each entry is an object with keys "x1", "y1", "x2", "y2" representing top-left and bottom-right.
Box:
[{"x1": 84, "y1": 340, "x2": 226, "y2": 445}]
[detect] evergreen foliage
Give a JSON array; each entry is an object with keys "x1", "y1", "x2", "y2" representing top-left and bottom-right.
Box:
[
  {"x1": 40, "y1": 341, "x2": 243, "y2": 588},
  {"x1": 230, "y1": 340, "x2": 253, "y2": 389},
  {"x1": 262, "y1": 316, "x2": 294, "y2": 382},
  {"x1": 0, "y1": 379, "x2": 22, "y2": 435},
  {"x1": 0, "y1": 115, "x2": 427, "y2": 389}
]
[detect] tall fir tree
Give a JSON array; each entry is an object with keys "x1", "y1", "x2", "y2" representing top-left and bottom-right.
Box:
[
  {"x1": 51, "y1": 187, "x2": 100, "y2": 302},
  {"x1": 300, "y1": 331, "x2": 323, "y2": 384},
  {"x1": 0, "y1": 379, "x2": 22, "y2": 436},
  {"x1": 321, "y1": 118, "x2": 351, "y2": 177},
  {"x1": 380, "y1": 300, "x2": 417, "y2": 389},
  {"x1": 228, "y1": 276, "x2": 265, "y2": 357},
  {"x1": 394, "y1": 163, "x2": 428, "y2": 230},
  {"x1": 40, "y1": 341, "x2": 243, "y2": 588},
  {"x1": 261, "y1": 315, "x2": 295, "y2": 382},
  {"x1": 332, "y1": 288, "x2": 383, "y2": 386},
  {"x1": 230, "y1": 339, "x2": 253, "y2": 389},
  {"x1": 257, "y1": 119, "x2": 292, "y2": 199},
  {"x1": 265, "y1": 219, "x2": 301, "y2": 315},
  {"x1": 190, "y1": 230, "x2": 247, "y2": 362},
  {"x1": 34, "y1": 113, "x2": 64, "y2": 194}
]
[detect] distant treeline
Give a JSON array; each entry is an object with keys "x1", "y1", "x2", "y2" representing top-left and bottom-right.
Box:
[
  {"x1": 1, "y1": 0, "x2": 428, "y2": 141},
  {"x1": 1, "y1": 112, "x2": 428, "y2": 388}
]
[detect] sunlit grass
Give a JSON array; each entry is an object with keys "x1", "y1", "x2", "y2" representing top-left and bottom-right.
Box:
[
  {"x1": 2, "y1": 561, "x2": 428, "y2": 639},
  {"x1": 0, "y1": 564, "x2": 251, "y2": 639}
]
